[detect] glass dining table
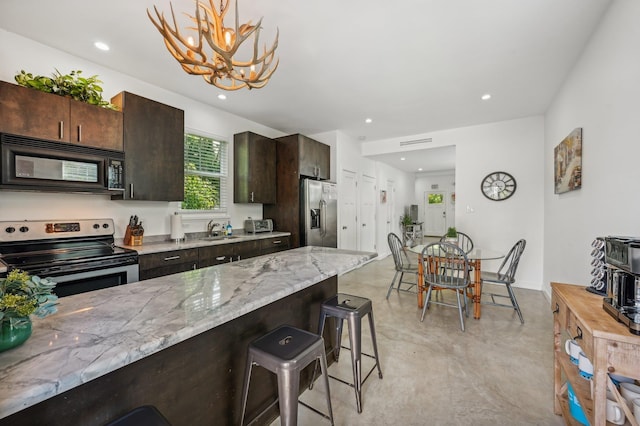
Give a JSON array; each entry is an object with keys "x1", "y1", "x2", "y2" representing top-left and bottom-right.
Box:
[{"x1": 408, "y1": 245, "x2": 504, "y2": 319}]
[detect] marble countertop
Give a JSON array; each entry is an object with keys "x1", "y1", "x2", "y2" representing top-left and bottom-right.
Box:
[{"x1": 0, "y1": 246, "x2": 376, "y2": 419}]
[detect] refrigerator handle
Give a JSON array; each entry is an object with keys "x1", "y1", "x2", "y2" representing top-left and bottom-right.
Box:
[{"x1": 319, "y1": 199, "x2": 326, "y2": 237}]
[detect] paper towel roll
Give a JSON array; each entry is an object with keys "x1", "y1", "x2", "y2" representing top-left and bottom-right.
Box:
[{"x1": 170, "y1": 213, "x2": 184, "y2": 240}]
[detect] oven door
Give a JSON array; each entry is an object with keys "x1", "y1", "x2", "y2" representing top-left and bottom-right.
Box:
[{"x1": 50, "y1": 263, "x2": 139, "y2": 297}]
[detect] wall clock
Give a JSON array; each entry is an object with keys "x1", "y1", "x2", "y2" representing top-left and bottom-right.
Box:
[{"x1": 481, "y1": 171, "x2": 516, "y2": 201}]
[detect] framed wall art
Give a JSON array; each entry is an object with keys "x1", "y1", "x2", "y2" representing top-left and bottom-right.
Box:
[{"x1": 554, "y1": 128, "x2": 582, "y2": 194}]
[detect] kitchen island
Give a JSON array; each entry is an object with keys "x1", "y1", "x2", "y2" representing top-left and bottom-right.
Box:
[{"x1": 0, "y1": 246, "x2": 376, "y2": 426}]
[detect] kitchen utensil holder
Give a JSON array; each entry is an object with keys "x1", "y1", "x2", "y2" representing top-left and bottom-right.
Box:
[{"x1": 124, "y1": 225, "x2": 144, "y2": 246}]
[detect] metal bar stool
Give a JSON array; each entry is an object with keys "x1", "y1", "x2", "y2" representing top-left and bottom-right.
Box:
[
  {"x1": 312, "y1": 293, "x2": 383, "y2": 413},
  {"x1": 240, "y1": 325, "x2": 334, "y2": 426}
]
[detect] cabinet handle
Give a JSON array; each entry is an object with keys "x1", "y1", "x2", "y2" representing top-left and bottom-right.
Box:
[
  {"x1": 164, "y1": 255, "x2": 181, "y2": 261},
  {"x1": 573, "y1": 326, "x2": 583, "y2": 340},
  {"x1": 77, "y1": 124, "x2": 82, "y2": 142},
  {"x1": 272, "y1": 240, "x2": 281, "y2": 244},
  {"x1": 216, "y1": 256, "x2": 226, "y2": 261},
  {"x1": 130, "y1": 183, "x2": 134, "y2": 199},
  {"x1": 192, "y1": 263, "x2": 197, "y2": 270},
  {"x1": 59, "y1": 121, "x2": 64, "y2": 139},
  {"x1": 552, "y1": 303, "x2": 559, "y2": 314},
  {"x1": 251, "y1": 191, "x2": 254, "y2": 202}
]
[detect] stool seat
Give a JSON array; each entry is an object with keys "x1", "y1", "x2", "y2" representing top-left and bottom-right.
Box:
[
  {"x1": 240, "y1": 325, "x2": 334, "y2": 426},
  {"x1": 313, "y1": 293, "x2": 383, "y2": 413}
]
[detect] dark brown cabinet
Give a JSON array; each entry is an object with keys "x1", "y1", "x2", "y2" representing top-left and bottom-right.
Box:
[
  {"x1": 263, "y1": 134, "x2": 331, "y2": 248},
  {"x1": 198, "y1": 245, "x2": 234, "y2": 268},
  {"x1": 233, "y1": 131, "x2": 276, "y2": 204},
  {"x1": 260, "y1": 236, "x2": 290, "y2": 254},
  {"x1": 234, "y1": 240, "x2": 262, "y2": 260},
  {"x1": 138, "y1": 248, "x2": 199, "y2": 281},
  {"x1": 111, "y1": 91, "x2": 184, "y2": 201},
  {"x1": 0, "y1": 81, "x2": 123, "y2": 151}
]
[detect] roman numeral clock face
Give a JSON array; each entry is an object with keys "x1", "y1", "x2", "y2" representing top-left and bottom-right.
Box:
[{"x1": 481, "y1": 171, "x2": 516, "y2": 201}]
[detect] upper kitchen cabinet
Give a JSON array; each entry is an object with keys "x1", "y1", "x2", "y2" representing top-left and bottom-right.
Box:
[
  {"x1": 111, "y1": 91, "x2": 184, "y2": 201},
  {"x1": 233, "y1": 131, "x2": 276, "y2": 204},
  {"x1": 277, "y1": 134, "x2": 330, "y2": 180},
  {"x1": 0, "y1": 81, "x2": 123, "y2": 151}
]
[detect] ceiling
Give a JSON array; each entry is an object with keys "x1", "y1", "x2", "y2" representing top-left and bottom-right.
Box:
[{"x1": 0, "y1": 0, "x2": 612, "y2": 173}]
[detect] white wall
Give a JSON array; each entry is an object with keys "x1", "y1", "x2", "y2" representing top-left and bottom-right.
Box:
[
  {"x1": 363, "y1": 116, "x2": 545, "y2": 290},
  {"x1": 543, "y1": 0, "x2": 640, "y2": 294},
  {"x1": 0, "y1": 29, "x2": 285, "y2": 237}
]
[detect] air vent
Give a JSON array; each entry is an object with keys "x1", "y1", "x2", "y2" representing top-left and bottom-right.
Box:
[{"x1": 399, "y1": 138, "x2": 433, "y2": 146}]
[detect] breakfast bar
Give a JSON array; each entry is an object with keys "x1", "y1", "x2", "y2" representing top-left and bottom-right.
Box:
[{"x1": 0, "y1": 247, "x2": 376, "y2": 426}]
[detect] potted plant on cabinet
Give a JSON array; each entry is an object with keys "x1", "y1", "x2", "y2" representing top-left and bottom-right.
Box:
[{"x1": 401, "y1": 214, "x2": 413, "y2": 246}]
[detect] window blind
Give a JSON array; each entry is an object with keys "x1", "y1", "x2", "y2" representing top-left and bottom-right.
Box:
[{"x1": 183, "y1": 133, "x2": 228, "y2": 211}]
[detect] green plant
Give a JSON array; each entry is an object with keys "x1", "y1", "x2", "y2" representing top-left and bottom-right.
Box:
[
  {"x1": 446, "y1": 227, "x2": 458, "y2": 238},
  {"x1": 0, "y1": 270, "x2": 58, "y2": 323},
  {"x1": 14, "y1": 69, "x2": 117, "y2": 110},
  {"x1": 401, "y1": 214, "x2": 413, "y2": 227}
]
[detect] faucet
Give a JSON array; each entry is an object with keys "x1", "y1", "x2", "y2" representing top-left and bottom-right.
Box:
[{"x1": 207, "y1": 220, "x2": 221, "y2": 236}]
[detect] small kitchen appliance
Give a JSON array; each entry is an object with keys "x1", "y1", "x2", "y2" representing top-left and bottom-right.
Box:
[
  {"x1": 602, "y1": 236, "x2": 640, "y2": 334},
  {"x1": 0, "y1": 218, "x2": 138, "y2": 297},
  {"x1": 244, "y1": 218, "x2": 273, "y2": 233}
]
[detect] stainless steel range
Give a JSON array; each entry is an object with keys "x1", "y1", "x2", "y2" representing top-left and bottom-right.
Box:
[{"x1": 0, "y1": 219, "x2": 138, "y2": 297}]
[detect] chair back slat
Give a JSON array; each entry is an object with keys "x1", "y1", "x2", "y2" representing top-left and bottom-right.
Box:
[
  {"x1": 421, "y1": 242, "x2": 470, "y2": 289},
  {"x1": 388, "y1": 232, "x2": 413, "y2": 271},
  {"x1": 496, "y1": 239, "x2": 527, "y2": 281},
  {"x1": 439, "y1": 232, "x2": 474, "y2": 254}
]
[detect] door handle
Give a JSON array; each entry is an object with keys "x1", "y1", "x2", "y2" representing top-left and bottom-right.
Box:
[
  {"x1": 362, "y1": 223, "x2": 366, "y2": 227},
  {"x1": 320, "y1": 199, "x2": 327, "y2": 237},
  {"x1": 342, "y1": 226, "x2": 347, "y2": 230}
]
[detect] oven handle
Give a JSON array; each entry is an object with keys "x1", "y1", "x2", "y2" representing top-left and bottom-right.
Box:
[{"x1": 48, "y1": 263, "x2": 139, "y2": 285}]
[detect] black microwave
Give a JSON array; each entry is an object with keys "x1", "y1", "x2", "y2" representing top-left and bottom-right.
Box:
[{"x1": 0, "y1": 133, "x2": 124, "y2": 194}]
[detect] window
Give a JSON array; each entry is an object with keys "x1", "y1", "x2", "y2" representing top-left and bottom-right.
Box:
[
  {"x1": 427, "y1": 193, "x2": 444, "y2": 204},
  {"x1": 183, "y1": 132, "x2": 228, "y2": 211}
]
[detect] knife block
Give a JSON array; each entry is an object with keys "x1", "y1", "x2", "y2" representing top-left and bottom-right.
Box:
[{"x1": 124, "y1": 225, "x2": 144, "y2": 246}]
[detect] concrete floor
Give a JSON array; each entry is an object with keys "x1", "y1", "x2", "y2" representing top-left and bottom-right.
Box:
[{"x1": 270, "y1": 254, "x2": 564, "y2": 426}]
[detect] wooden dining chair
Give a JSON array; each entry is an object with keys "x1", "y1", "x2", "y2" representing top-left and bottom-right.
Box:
[
  {"x1": 480, "y1": 239, "x2": 526, "y2": 324},
  {"x1": 420, "y1": 242, "x2": 472, "y2": 331},
  {"x1": 386, "y1": 232, "x2": 418, "y2": 299}
]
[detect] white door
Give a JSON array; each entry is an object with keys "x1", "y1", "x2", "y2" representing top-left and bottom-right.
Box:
[
  {"x1": 385, "y1": 180, "x2": 395, "y2": 237},
  {"x1": 359, "y1": 174, "x2": 376, "y2": 252},
  {"x1": 340, "y1": 169, "x2": 358, "y2": 250},
  {"x1": 424, "y1": 191, "x2": 447, "y2": 236}
]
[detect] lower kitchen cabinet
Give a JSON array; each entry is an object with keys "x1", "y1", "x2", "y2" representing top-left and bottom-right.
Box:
[
  {"x1": 260, "y1": 236, "x2": 290, "y2": 254},
  {"x1": 140, "y1": 236, "x2": 291, "y2": 280},
  {"x1": 139, "y1": 248, "x2": 199, "y2": 281},
  {"x1": 198, "y1": 245, "x2": 234, "y2": 268}
]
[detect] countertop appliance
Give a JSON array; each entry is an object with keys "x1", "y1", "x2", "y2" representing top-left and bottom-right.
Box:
[
  {"x1": 0, "y1": 218, "x2": 138, "y2": 297},
  {"x1": 301, "y1": 179, "x2": 337, "y2": 248},
  {"x1": 602, "y1": 236, "x2": 640, "y2": 334},
  {"x1": 244, "y1": 218, "x2": 273, "y2": 233}
]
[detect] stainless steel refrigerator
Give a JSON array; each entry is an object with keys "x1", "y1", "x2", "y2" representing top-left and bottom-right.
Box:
[{"x1": 300, "y1": 179, "x2": 338, "y2": 247}]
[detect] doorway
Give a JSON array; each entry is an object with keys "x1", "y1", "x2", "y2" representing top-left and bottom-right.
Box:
[
  {"x1": 340, "y1": 169, "x2": 358, "y2": 250},
  {"x1": 424, "y1": 191, "x2": 448, "y2": 236},
  {"x1": 359, "y1": 174, "x2": 376, "y2": 252}
]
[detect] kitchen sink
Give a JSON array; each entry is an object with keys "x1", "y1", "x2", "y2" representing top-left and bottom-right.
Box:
[{"x1": 199, "y1": 235, "x2": 240, "y2": 241}]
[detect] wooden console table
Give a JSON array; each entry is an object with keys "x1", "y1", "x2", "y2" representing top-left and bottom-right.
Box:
[{"x1": 551, "y1": 282, "x2": 640, "y2": 426}]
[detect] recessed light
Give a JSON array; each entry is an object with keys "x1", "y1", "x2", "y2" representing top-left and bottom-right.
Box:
[
  {"x1": 481, "y1": 93, "x2": 491, "y2": 101},
  {"x1": 365, "y1": 118, "x2": 372, "y2": 124},
  {"x1": 94, "y1": 41, "x2": 110, "y2": 51},
  {"x1": 217, "y1": 94, "x2": 227, "y2": 100},
  {"x1": 400, "y1": 157, "x2": 406, "y2": 161},
  {"x1": 418, "y1": 168, "x2": 423, "y2": 171}
]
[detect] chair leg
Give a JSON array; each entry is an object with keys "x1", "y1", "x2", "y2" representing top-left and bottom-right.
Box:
[
  {"x1": 277, "y1": 368, "x2": 299, "y2": 426},
  {"x1": 386, "y1": 271, "x2": 400, "y2": 299},
  {"x1": 420, "y1": 285, "x2": 434, "y2": 322},
  {"x1": 347, "y1": 315, "x2": 363, "y2": 413},
  {"x1": 239, "y1": 356, "x2": 254, "y2": 426},
  {"x1": 318, "y1": 350, "x2": 335, "y2": 425},
  {"x1": 455, "y1": 290, "x2": 466, "y2": 332},
  {"x1": 397, "y1": 272, "x2": 405, "y2": 293},
  {"x1": 506, "y1": 283, "x2": 525, "y2": 324}
]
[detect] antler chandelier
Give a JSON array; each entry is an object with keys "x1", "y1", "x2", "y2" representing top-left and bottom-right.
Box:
[{"x1": 148, "y1": 0, "x2": 279, "y2": 91}]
